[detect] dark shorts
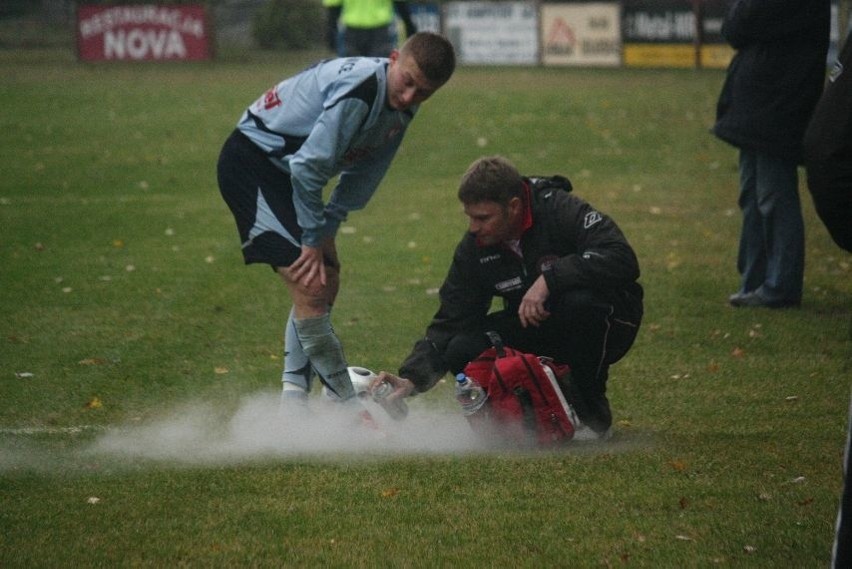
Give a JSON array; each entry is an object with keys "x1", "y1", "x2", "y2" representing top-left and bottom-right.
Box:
[{"x1": 217, "y1": 129, "x2": 302, "y2": 268}]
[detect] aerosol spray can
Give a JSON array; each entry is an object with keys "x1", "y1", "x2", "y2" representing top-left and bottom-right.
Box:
[{"x1": 372, "y1": 379, "x2": 409, "y2": 421}]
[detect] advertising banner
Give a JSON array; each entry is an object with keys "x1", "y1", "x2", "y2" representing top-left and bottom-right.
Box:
[
  {"x1": 77, "y1": 5, "x2": 211, "y2": 61},
  {"x1": 621, "y1": 0, "x2": 695, "y2": 67},
  {"x1": 410, "y1": 2, "x2": 442, "y2": 33},
  {"x1": 541, "y1": 3, "x2": 620, "y2": 67},
  {"x1": 444, "y1": 2, "x2": 538, "y2": 65}
]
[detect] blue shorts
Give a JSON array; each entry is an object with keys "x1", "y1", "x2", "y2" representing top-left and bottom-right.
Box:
[{"x1": 217, "y1": 130, "x2": 302, "y2": 268}]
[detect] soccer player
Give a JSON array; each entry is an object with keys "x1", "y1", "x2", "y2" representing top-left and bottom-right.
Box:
[{"x1": 216, "y1": 32, "x2": 455, "y2": 424}]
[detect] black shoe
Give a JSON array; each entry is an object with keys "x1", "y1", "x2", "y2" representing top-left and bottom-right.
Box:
[{"x1": 728, "y1": 291, "x2": 800, "y2": 309}]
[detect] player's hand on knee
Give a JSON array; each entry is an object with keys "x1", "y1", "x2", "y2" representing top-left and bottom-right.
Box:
[{"x1": 288, "y1": 245, "x2": 327, "y2": 288}]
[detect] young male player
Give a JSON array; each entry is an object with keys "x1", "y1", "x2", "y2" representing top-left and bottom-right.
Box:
[{"x1": 216, "y1": 33, "x2": 455, "y2": 424}]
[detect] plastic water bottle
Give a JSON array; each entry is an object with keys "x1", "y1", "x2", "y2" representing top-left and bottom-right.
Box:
[
  {"x1": 455, "y1": 373, "x2": 488, "y2": 416},
  {"x1": 372, "y1": 379, "x2": 409, "y2": 421}
]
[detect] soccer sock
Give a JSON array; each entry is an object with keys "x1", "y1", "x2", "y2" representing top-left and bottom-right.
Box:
[
  {"x1": 282, "y1": 307, "x2": 313, "y2": 394},
  {"x1": 293, "y1": 313, "x2": 355, "y2": 401}
]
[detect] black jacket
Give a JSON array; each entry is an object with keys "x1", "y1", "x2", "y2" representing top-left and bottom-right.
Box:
[
  {"x1": 713, "y1": 0, "x2": 830, "y2": 161},
  {"x1": 400, "y1": 176, "x2": 643, "y2": 392}
]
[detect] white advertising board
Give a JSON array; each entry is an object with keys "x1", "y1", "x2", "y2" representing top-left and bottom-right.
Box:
[
  {"x1": 444, "y1": 2, "x2": 538, "y2": 65},
  {"x1": 541, "y1": 3, "x2": 621, "y2": 66}
]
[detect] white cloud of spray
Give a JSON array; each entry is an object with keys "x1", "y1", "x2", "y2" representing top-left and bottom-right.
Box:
[
  {"x1": 2, "y1": 390, "x2": 626, "y2": 472},
  {"x1": 87, "y1": 390, "x2": 486, "y2": 465}
]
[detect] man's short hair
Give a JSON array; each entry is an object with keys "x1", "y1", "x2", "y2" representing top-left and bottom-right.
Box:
[
  {"x1": 458, "y1": 156, "x2": 524, "y2": 206},
  {"x1": 400, "y1": 32, "x2": 456, "y2": 87}
]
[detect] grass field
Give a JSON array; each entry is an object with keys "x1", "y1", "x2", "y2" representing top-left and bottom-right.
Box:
[{"x1": 1, "y1": 47, "x2": 851, "y2": 567}]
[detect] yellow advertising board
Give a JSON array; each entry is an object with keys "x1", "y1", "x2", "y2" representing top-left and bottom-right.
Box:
[
  {"x1": 700, "y1": 44, "x2": 735, "y2": 69},
  {"x1": 623, "y1": 43, "x2": 695, "y2": 68},
  {"x1": 623, "y1": 44, "x2": 733, "y2": 69}
]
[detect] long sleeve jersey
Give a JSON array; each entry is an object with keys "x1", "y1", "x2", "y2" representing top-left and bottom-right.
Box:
[{"x1": 237, "y1": 57, "x2": 416, "y2": 246}]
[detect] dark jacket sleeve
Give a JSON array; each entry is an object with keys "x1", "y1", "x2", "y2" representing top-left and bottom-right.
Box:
[
  {"x1": 541, "y1": 192, "x2": 640, "y2": 296},
  {"x1": 804, "y1": 32, "x2": 852, "y2": 164},
  {"x1": 398, "y1": 239, "x2": 491, "y2": 392}
]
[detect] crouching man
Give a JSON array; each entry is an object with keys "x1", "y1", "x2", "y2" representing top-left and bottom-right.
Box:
[{"x1": 376, "y1": 156, "x2": 643, "y2": 438}]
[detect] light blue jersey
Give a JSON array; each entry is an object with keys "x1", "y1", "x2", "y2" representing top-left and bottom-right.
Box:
[{"x1": 237, "y1": 57, "x2": 416, "y2": 247}]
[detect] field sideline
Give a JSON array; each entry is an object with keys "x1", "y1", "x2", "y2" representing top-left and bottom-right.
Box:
[{"x1": 1, "y1": 49, "x2": 850, "y2": 566}]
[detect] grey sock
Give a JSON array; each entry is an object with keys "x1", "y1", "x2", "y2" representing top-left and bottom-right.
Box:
[
  {"x1": 293, "y1": 314, "x2": 354, "y2": 401},
  {"x1": 282, "y1": 307, "x2": 313, "y2": 393}
]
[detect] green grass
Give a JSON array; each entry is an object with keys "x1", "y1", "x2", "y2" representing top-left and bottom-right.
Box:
[{"x1": 1, "y1": 48, "x2": 850, "y2": 567}]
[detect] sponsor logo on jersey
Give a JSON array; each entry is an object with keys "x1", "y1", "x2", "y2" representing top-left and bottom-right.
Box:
[
  {"x1": 480, "y1": 253, "x2": 501, "y2": 264},
  {"x1": 261, "y1": 87, "x2": 282, "y2": 110},
  {"x1": 338, "y1": 59, "x2": 357, "y2": 74}
]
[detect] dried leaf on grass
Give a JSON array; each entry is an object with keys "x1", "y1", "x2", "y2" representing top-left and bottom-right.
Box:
[{"x1": 84, "y1": 397, "x2": 103, "y2": 409}]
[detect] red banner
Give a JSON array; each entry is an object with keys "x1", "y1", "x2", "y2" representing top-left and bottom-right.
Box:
[{"x1": 77, "y1": 5, "x2": 211, "y2": 61}]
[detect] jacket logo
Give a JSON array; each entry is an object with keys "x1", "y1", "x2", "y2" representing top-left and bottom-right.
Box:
[
  {"x1": 584, "y1": 211, "x2": 602, "y2": 229},
  {"x1": 495, "y1": 277, "x2": 523, "y2": 292},
  {"x1": 829, "y1": 60, "x2": 844, "y2": 83},
  {"x1": 480, "y1": 254, "x2": 501, "y2": 264},
  {"x1": 539, "y1": 255, "x2": 558, "y2": 272}
]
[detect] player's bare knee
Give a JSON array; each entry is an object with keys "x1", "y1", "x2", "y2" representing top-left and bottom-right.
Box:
[{"x1": 293, "y1": 287, "x2": 330, "y2": 318}]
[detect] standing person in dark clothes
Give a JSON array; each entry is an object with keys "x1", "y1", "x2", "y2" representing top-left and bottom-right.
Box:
[
  {"x1": 802, "y1": 31, "x2": 852, "y2": 569},
  {"x1": 713, "y1": 0, "x2": 830, "y2": 309}
]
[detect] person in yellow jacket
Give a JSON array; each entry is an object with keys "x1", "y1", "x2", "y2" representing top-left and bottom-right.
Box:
[{"x1": 324, "y1": 0, "x2": 417, "y2": 57}]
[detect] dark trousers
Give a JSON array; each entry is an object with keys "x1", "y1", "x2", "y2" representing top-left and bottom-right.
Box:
[{"x1": 443, "y1": 288, "x2": 642, "y2": 433}]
